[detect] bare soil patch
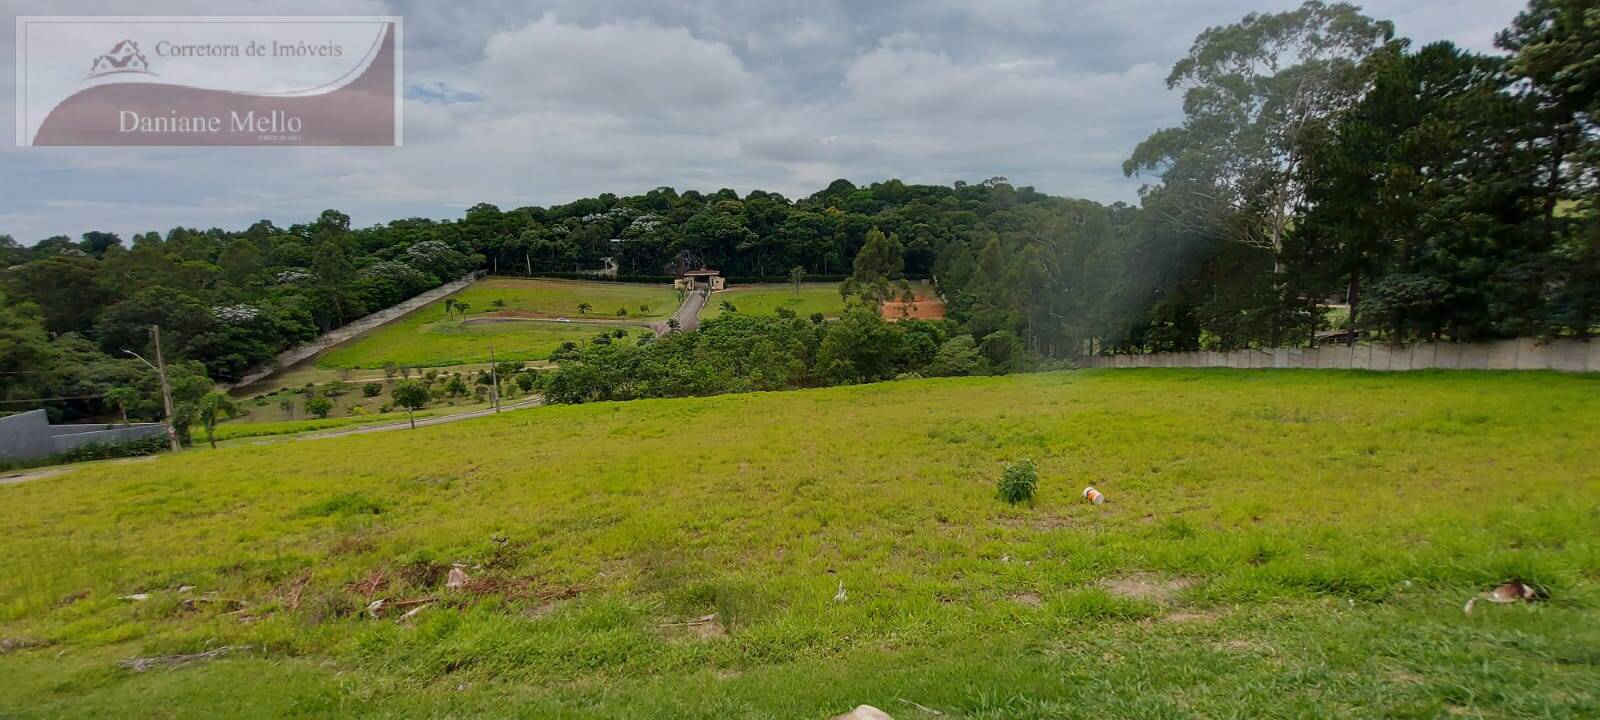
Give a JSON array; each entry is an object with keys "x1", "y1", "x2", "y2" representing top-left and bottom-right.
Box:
[
  {"x1": 659, "y1": 613, "x2": 728, "y2": 641},
  {"x1": 1011, "y1": 591, "x2": 1044, "y2": 607},
  {"x1": 882, "y1": 296, "x2": 946, "y2": 321},
  {"x1": 1101, "y1": 574, "x2": 1196, "y2": 604}
]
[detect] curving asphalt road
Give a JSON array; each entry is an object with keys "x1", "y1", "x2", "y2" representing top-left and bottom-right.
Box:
[{"x1": 654, "y1": 289, "x2": 707, "y2": 334}]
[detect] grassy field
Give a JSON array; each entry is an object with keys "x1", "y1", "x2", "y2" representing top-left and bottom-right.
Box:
[
  {"x1": 312, "y1": 278, "x2": 670, "y2": 369},
  {"x1": 315, "y1": 319, "x2": 638, "y2": 369},
  {"x1": 445, "y1": 277, "x2": 679, "y2": 320},
  {"x1": 211, "y1": 407, "x2": 464, "y2": 442},
  {"x1": 702, "y1": 282, "x2": 845, "y2": 320},
  {"x1": 1, "y1": 370, "x2": 1597, "y2": 718}
]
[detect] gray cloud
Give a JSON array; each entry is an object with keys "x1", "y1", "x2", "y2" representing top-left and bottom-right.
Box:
[{"x1": 0, "y1": 0, "x2": 1528, "y2": 242}]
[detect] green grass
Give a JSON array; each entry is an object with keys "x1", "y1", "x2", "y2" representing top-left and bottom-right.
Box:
[
  {"x1": 209, "y1": 410, "x2": 453, "y2": 441},
  {"x1": 701, "y1": 282, "x2": 845, "y2": 320},
  {"x1": 313, "y1": 278, "x2": 671, "y2": 369},
  {"x1": 446, "y1": 277, "x2": 680, "y2": 320},
  {"x1": 316, "y1": 318, "x2": 637, "y2": 370},
  {"x1": 2, "y1": 370, "x2": 1597, "y2": 718}
]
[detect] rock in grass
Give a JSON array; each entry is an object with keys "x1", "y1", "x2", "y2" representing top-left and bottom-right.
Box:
[{"x1": 446, "y1": 565, "x2": 470, "y2": 589}]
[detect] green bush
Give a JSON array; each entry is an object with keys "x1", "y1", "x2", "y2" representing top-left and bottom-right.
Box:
[
  {"x1": 305, "y1": 395, "x2": 334, "y2": 419},
  {"x1": 997, "y1": 458, "x2": 1038, "y2": 505},
  {"x1": 362, "y1": 382, "x2": 383, "y2": 397}
]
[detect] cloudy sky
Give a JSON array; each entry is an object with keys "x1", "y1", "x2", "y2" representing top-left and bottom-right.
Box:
[{"x1": 2, "y1": 0, "x2": 1527, "y2": 243}]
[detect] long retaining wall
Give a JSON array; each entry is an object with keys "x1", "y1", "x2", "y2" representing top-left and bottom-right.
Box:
[
  {"x1": 230, "y1": 272, "x2": 483, "y2": 388},
  {"x1": 1076, "y1": 337, "x2": 1597, "y2": 373},
  {"x1": 0, "y1": 409, "x2": 166, "y2": 461}
]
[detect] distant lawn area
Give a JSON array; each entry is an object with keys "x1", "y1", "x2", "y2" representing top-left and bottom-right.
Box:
[
  {"x1": 702, "y1": 282, "x2": 845, "y2": 320},
  {"x1": 317, "y1": 318, "x2": 638, "y2": 369},
  {"x1": 451, "y1": 277, "x2": 679, "y2": 320},
  {"x1": 313, "y1": 278, "x2": 669, "y2": 369}
]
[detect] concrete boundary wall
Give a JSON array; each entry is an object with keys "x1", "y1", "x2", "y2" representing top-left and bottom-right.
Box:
[
  {"x1": 230, "y1": 272, "x2": 483, "y2": 388},
  {"x1": 0, "y1": 409, "x2": 166, "y2": 461},
  {"x1": 1077, "y1": 338, "x2": 1596, "y2": 373}
]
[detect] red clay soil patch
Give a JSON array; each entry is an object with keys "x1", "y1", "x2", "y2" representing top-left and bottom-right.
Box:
[{"x1": 881, "y1": 291, "x2": 946, "y2": 321}]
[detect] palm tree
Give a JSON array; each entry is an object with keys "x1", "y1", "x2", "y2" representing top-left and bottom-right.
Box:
[
  {"x1": 442, "y1": 298, "x2": 458, "y2": 319},
  {"x1": 720, "y1": 300, "x2": 738, "y2": 314},
  {"x1": 195, "y1": 391, "x2": 239, "y2": 449},
  {"x1": 578, "y1": 302, "x2": 592, "y2": 314}
]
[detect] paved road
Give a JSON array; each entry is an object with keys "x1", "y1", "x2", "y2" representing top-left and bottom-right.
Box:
[
  {"x1": 653, "y1": 289, "x2": 707, "y2": 334},
  {"x1": 0, "y1": 456, "x2": 156, "y2": 486},
  {"x1": 305, "y1": 395, "x2": 542, "y2": 438}
]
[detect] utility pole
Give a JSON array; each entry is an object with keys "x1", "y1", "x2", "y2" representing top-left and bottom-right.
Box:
[
  {"x1": 526, "y1": 253, "x2": 532, "y2": 277},
  {"x1": 125, "y1": 326, "x2": 182, "y2": 453},
  {"x1": 488, "y1": 343, "x2": 501, "y2": 413},
  {"x1": 152, "y1": 325, "x2": 181, "y2": 453}
]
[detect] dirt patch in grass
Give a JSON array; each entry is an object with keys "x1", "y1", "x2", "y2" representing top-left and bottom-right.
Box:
[
  {"x1": 0, "y1": 637, "x2": 52, "y2": 654},
  {"x1": 1213, "y1": 637, "x2": 1272, "y2": 655},
  {"x1": 1011, "y1": 591, "x2": 1044, "y2": 607},
  {"x1": 994, "y1": 514, "x2": 1074, "y2": 531},
  {"x1": 1158, "y1": 608, "x2": 1225, "y2": 625},
  {"x1": 1102, "y1": 574, "x2": 1196, "y2": 604},
  {"x1": 660, "y1": 613, "x2": 728, "y2": 641},
  {"x1": 882, "y1": 296, "x2": 946, "y2": 321}
]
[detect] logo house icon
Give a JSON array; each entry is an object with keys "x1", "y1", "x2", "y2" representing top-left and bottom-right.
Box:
[{"x1": 87, "y1": 39, "x2": 152, "y2": 79}]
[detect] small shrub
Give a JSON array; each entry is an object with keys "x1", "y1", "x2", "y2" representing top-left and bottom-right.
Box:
[
  {"x1": 305, "y1": 395, "x2": 334, "y2": 419},
  {"x1": 997, "y1": 458, "x2": 1038, "y2": 505},
  {"x1": 362, "y1": 382, "x2": 383, "y2": 397}
]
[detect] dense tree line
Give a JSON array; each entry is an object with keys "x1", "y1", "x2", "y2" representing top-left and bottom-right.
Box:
[
  {"x1": 540, "y1": 310, "x2": 1024, "y2": 404},
  {"x1": 0, "y1": 177, "x2": 1081, "y2": 420},
  {"x1": 1, "y1": 209, "x2": 483, "y2": 423},
  {"x1": 1122, "y1": 0, "x2": 1597, "y2": 350}
]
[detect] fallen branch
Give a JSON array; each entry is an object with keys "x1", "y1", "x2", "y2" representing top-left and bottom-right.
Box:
[
  {"x1": 659, "y1": 613, "x2": 718, "y2": 627},
  {"x1": 284, "y1": 571, "x2": 312, "y2": 611}
]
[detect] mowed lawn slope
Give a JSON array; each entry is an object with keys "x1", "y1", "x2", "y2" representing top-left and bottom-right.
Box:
[
  {"x1": 2, "y1": 370, "x2": 1597, "y2": 718},
  {"x1": 702, "y1": 282, "x2": 846, "y2": 320},
  {"x1": 315, "y1": 278, "x2": 675, "y2": 369}
]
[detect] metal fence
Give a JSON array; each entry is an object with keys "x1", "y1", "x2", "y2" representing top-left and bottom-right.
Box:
[{"x1": 1075, "y1": 338, "x2": 1598, "y2": 373}]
